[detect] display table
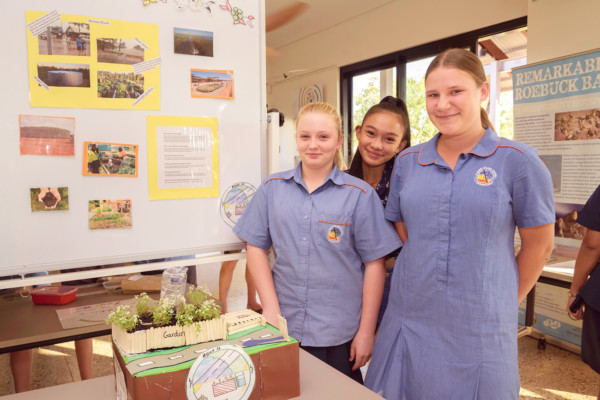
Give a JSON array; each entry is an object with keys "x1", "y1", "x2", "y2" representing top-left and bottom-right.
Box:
[
  {"x1": 0, "y1": 287, "x2": 154, "y2": 354},
  {"x1": 1, "y1": 349, "x2": 384, "y2": 400}
]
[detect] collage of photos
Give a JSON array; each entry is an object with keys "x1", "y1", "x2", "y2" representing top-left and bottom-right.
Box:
[
  {"x1": 19, "y1": 114, "x2": 75, "y2": 156},
  {"x1": 37, "y1": 21, "x2": 90, "y2": 57},
  {"x1": 191, "y1": 69, "x2": 234, "y2": 99},
  {"x1": 555, "y1": 108, "x2": 600, "y2": 141},
  {"x1": 22, "y1": 11, "x2": 240, "y2": 232},
  {"x1": 88, "y1": 200, "x2": 132, "y2": 229},
  {"x1": 27, "y1": 10, "x2": 160, "y2": 110},
  {"x1": 30, "y1": 187, "x2": 69, "y2": 212},
  {"x1": 174, "y1": 27, "x2": 214, "y2": 57},
  {"x1": 83, "y1": 142, "x2": 138, "y2": 176}
]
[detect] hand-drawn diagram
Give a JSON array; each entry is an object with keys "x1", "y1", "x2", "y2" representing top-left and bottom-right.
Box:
[
  {"x1": 220, "y1": 182, "x2": 256, "y2": 227},
  {"x1": 186, "y1": 344, "x2": 255, "y2": 400}
]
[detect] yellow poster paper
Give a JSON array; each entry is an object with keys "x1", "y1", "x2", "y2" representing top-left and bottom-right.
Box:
[
  {"x1": 147, "y1": 116, "x2": 219, "y2": 200},
  {"x1": 26, "y1": 10, "x2": 160, "y2": 110}
]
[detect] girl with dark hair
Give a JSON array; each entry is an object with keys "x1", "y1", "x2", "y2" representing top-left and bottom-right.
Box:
[
  {"x1": 365, "y1": 48, "x2": 555, "y2": 399},
  {"x1": 347, "y1": 96, "x2": 410, "y2": 325}
]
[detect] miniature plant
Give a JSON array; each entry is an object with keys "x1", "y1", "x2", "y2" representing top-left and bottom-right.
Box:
[
  {"x1": 106, "y1": 305, "x2": 139, "y2": 333},
  {"x1": 152, "y1": 298, "x2": 176, "y2": 327},
  {"x1": 133, "y1": 292, "x2": 153, "y2": 322},
  {"x1": 186, "y1": 284, "x2": 211, "y2": 306},
  {"x1": 175, "y1": 303, "x2": 201, "y2": 326},
  {"x1": 197, "y1": 299, "x2": 221, "y2": 321}
]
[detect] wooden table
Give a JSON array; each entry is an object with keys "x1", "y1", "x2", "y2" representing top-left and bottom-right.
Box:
[{"x1": 0, "y1": 287, "x2": 146, "y2": 354}]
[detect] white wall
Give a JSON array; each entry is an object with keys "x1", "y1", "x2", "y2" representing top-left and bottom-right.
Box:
[
  {"x1": 266, "y1": 0, "x2": 600, "y2": 169},
  {"x1": 527, "y1": 0, "x2": 600, "y2": 64},
  {"x1": 266, "y1": 0, "x2": 527, "y2": 116}
]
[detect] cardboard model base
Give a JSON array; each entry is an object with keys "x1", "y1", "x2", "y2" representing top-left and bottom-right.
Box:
[{"x1": 112, "y1": 324, "x2": 300, "y2": 400}]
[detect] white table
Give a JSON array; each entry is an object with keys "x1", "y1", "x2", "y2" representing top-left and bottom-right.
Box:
[{"x1": 1, "y1": 349, "x2": 384, "y2": 400}]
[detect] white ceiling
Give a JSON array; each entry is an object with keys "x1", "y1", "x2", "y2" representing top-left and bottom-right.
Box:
[{"x1": 265, "y1": 0, "x2": 396, "y2": 49}]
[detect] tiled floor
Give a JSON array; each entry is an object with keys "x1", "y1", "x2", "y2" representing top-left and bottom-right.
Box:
[{"x1": 1, "y1": 260, "x2": 598, "y2": 399}]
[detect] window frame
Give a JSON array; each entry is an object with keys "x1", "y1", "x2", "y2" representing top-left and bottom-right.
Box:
[{"x1": 339, "y1": 17, "x2": 527, "y2": 163}]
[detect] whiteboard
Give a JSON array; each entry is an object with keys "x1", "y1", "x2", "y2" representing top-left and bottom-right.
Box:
[{"x1": 0, "y1": 0, "x2": 265, "y2": 274}]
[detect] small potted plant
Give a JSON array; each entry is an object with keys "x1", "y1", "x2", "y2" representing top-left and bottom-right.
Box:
[
  {"x1": 107, "y1": 305, "x2": 139, "y2": 333},
  {"x1": 174, "y1": 286, "x2": 224, "y2": 344},
  {"x1": 107, "y1": 305, "x2": 147, "y2": 354},
  {"x1": 152, "y1": 298, "x2": 176, "y2": 327},
  {"x1": 133, "y1": 292, "x2": 154, "y2": 329},
  {"x1": 186, "y1": 284, "x2": 211, "y2": 306}
]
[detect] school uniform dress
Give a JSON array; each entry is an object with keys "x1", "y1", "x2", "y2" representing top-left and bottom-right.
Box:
[
  {"x1": 365, "y1": 128, "x2": 555, "y2": 399},
  {"x1": 577, "y1": 184, "x2": 600, "y2": 374},
  {"x1": 233, "y1": 163, "x2": 401, "y2": 347}
]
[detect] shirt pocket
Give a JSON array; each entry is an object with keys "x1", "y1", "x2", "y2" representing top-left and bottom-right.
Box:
[{"x1": 315, "y1": 213, "x2": 353, "y2": 250}]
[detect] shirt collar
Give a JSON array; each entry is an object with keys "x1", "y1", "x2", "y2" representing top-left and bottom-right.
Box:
[
  {"x1": 466, "y1": 127, "x2": 500, "y2": 158},
  {"x1": 288, "y1": 162, "x2": 345, "y2": 187},
  {"x1": 418, "y1": 127, "x2": 500, "y2": 166}
]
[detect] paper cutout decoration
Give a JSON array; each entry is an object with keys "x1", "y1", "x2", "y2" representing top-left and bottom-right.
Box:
[{"x1": 220, "y1": 0, "x2": 255, "y2": 27}]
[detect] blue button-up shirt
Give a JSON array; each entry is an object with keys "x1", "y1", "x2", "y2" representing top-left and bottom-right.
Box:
[{"x1": 234, "y1": 163, "x2": 401, "y2": 346}]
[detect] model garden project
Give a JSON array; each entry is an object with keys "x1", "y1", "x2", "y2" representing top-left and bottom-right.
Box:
[{"x1": 107, "y1": 286, "x2": 226, "y2": 354}]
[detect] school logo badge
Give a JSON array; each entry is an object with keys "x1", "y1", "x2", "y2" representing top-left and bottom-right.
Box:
[
  {"x1": 327, "y1": 225, "x2": 344, "y2": 243},
  {"x1": 474, "y1": 167, "x2": 497, "y2": 186}
]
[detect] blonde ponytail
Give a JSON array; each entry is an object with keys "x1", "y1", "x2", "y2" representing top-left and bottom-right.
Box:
[{"x1": 480, "y1": 107, "x2": 497, "y2": 133}]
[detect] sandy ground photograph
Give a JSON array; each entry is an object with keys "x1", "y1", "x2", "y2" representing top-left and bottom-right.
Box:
[
  {"x1": 191, "y1": 69, "x2": 234, "y2": 99},
  {"x1": 20, "y1": 114, "x2": 75, "y2": 156}
]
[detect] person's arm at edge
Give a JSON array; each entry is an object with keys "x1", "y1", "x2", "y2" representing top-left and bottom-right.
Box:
[
  {"x1": 568, "y1": 228, "x2": 600, "y2": 319},
  {"x1": 349, "y1": 257, "x2": 385, "y2": 371},
  {"x1": 517, "y1": 223, "x2": 554, "y2": 303},
  {"x1": 394, "y1": 221, "x2": 407, "y2": 244},
  {"x1": 246, "y1": 243, "x2": 281, "y2": 327}
]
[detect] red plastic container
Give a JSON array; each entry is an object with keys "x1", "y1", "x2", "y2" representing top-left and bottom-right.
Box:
[{"x1": 31, "y1": 286, "x2": 78, "y2": 305}]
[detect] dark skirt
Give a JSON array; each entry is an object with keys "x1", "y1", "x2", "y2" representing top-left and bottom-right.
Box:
[
  {"x1": 300, "y1": 340, "x2": 364, "y2": 384},
  {"x1": 582, "y1": 305, "x2": 600, "y2": 374}
]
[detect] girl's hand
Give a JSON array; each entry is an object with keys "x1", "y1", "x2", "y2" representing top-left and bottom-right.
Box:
[
  {"x1": 262, "y1": 307, "x2": 280, "y2": 329},
  {"x1": 38, "y1": 187, "x2": 49, "y2": 202},
  {"x1": 349, "y1": 328, "x2": 375, "y2": 371},
  {"x1": 566, "y1": 295, "x2": 584, "y2": 320}
]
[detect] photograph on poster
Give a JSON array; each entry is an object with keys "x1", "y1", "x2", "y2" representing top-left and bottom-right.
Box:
[
  {"x1": 30, "y1": 187, "x2": 69, "y2": 211},
  {"x1": 38, "y1": 22, "x2": 90, "y2": 56},
  {"x1": 97, "y1": 71, "x2": 144, "y2": 99},
  {"x1": 555, "y1": 202, "x2": 585, "y2": 240},
  {"x1": 97, "y1": 38, "x2": 145, "y2": 65},
  {"x1": 83, "y1": 142, "x2": 138, "y2": 177},
  {"x1": 191, "y1": 69, "x2": 234, "y2": 99},
  {"x1": 19, "y1": 114, "x2": 75, "y2": 156},
  {"x1": 174, "y1": 28, "x2": 213, "y2": 57},
  {"x1": 88, "y1": 200, "x2": 132, "y2": 229},
  {"x1": 37, "y1": 62, "x2": 90, "y2": 87},
  {"x1": 539, "y1": 154, "x2": 562, "y2": 194},
  {"x1": 554, "y1": 108, "x2": 600, "y2": 141}
]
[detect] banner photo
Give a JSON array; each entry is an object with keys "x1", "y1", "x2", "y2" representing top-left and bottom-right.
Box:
[{"x1": 513, "y1": 48, "x2": 600, "y2": 247}]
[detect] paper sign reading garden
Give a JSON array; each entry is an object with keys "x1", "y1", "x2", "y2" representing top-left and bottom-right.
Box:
[
  {"x1": 26, "y1": 10, "x2": 160, "y2": 110},
  {"x1": 147, "y1": 116, "x2": 219, "y2": 200}
]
